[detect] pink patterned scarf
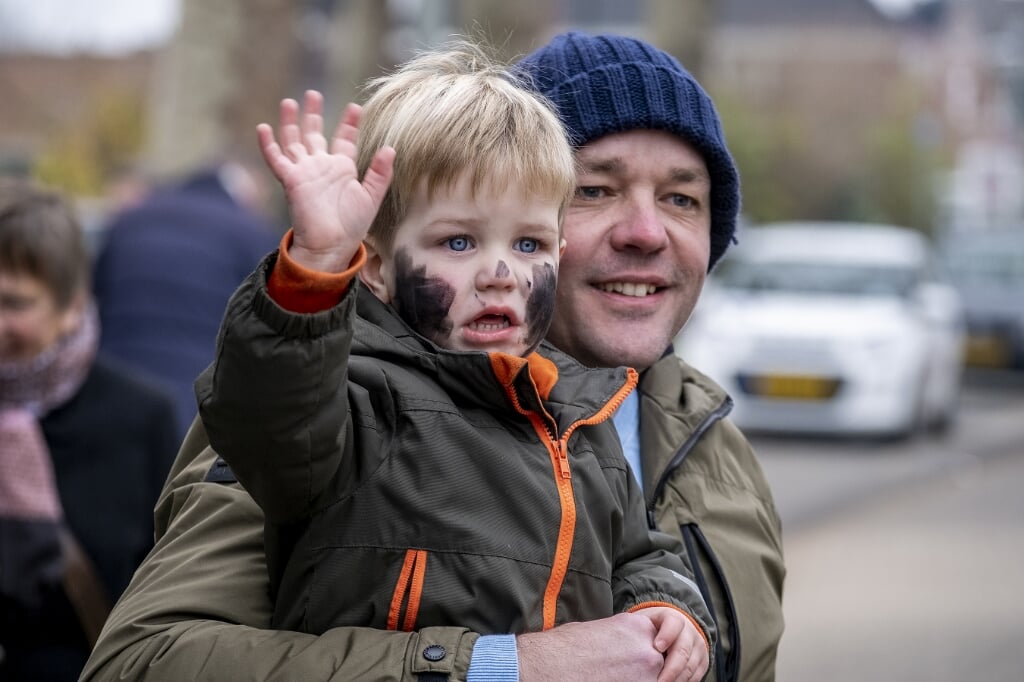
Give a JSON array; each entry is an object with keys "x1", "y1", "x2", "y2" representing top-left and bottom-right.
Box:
[{"x1": 0, "y1": 305, "x2": 98, "y2": 520}]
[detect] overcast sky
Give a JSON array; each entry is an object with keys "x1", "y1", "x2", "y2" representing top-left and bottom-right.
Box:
[
  {"x1": 0, "y1": 0, "x2": 180, "y2": 54},
  {"x1": 0, "y1": 0, "x2": 927, "y2": 55}
]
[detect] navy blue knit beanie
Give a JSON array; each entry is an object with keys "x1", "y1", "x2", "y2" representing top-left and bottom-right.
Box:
[{"x1": 518, "y1": 32, "x2": 740, "y2": 271}]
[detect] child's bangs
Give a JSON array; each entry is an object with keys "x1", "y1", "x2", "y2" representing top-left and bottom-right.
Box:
[{"x1": 415, "y1": 84, "x2": 575, "y2": 206}]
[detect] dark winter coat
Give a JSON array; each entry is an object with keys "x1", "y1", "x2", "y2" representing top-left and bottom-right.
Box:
[
  {"x1": 92, "y1": 170, "x2": 278, "y2": 439},
  {"x1": 198, "y1": 258, "x2": 714, "y2": 638},
  {"x1": 0, "y1": 356, "x2": 178, "y2": 681}
]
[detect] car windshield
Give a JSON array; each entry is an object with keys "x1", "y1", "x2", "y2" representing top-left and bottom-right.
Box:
[
  {"x1": 943, "y1": 249, "x2": 1024, "y2": 288},
  {"x1": 714, "y1": 260, "x2": 919, "y2": 298}
]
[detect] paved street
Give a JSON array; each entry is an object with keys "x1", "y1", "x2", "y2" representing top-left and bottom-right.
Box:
[{"x1": 774, "y1": 446, "x2": 1024, "y2": 681}]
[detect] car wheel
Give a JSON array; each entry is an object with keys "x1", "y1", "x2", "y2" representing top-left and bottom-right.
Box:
[{"x1": 925, "y1": 390, "x2": 959, "y2": 435}]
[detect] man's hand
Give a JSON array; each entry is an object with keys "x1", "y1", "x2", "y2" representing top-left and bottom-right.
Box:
[
  {"x1": 517, "y1": 613, "x2": 666, "y2": 682},
  {"x1": 257, "y1": 90, "x2": 395, "y2": 273}
]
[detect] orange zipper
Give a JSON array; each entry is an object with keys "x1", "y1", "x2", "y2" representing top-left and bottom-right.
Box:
[
  {"x1": 387, "y1": 549, "x2": 428, "y2": 631},
  {"x1": 492, "y1": 355, "x2": 639, "y2": 630}
]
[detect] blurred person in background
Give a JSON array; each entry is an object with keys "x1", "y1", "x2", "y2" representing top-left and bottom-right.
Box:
[
  {"x1": 0, "y1": 178, "x2": 178, "y2": 681},
  {"x1": 91, "y1": 157, "x2": 279, "y2": 441},
  {"x1": 82, "y1": 32, "x2": 784, "y2": 682}
]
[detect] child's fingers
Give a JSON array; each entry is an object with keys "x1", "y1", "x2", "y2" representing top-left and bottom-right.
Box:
[
  {"x1": 277, "y1": 98, "x2": 305, "y2": 159},
  {"x1": 652, "y1": 612, "x2": 684, "y2": 653},
  {"x1": 361, "y1": 146, "x2": 396, "y2": 208},
  {"x1": 657, "y1": 635, "x2": 709, "y2": 682},
  {"x1": 302, "y1": 89, "x2": 324, "y2": 117},
  {"x1": 642, "y1": 610, "x2": 707, "y2": 682},
  {"x1": 256, "y1": 124, "x2": 290, "y2": 180},
  {"x1": 300, "y1": 90, "x2": 327, "y2": 153},
  {"x1": 330, "y1": 102, "x2": 363, "y2": 156}
]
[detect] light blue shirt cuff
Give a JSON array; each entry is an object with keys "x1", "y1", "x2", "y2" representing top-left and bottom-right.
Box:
[{"x1": 467, "y1": 634, "x2": 519, "y2": 682}]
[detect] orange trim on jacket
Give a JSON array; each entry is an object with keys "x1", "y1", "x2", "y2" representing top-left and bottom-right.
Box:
[
  {"x1": 266, "y1": 229, "x2": 365, "y2": 313},
  {"x1": 490, "y1": 353, "x2": 639, "y2": 629},
  {"x1": 387, "y1": 549, "x2": 428, "y2": 631},
  {"x1": 488, "y1": 352, "x2": 559, "y2": 400}
]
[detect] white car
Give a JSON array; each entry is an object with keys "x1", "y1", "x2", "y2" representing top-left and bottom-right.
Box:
[{"x1": 676, "y1": 222, "x2": 966, "y2": 439}]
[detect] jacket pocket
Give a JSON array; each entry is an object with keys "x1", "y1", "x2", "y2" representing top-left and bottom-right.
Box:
[
  {"x1": 681, "y1": 523, "x2": 740, "y2": 682},
  {"x1": 387, "y1": 548, "x2": 428, "y2": 631}
]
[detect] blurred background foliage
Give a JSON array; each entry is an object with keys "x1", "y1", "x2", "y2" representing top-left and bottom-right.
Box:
[
  {"x1": 2, "y1": 0, "x2": 1022, "y2": 237},
  {"x1": 33, "y1": 89, "x2": 146, "y2": 196}
]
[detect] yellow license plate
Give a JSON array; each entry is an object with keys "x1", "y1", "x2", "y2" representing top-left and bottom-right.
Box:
[
  {"x1": 964, "y1": 334, "x2": 1012, "y2": 368},
  {"x1": 740, "y1": 373, "x2": 841, "y2": 401}
]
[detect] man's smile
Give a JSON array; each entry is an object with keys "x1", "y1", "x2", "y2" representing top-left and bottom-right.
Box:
[{"x1": 595, "y1": 282, "x2": 659, "y2": 297}]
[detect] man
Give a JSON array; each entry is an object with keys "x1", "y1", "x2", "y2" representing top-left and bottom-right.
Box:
[
  {"x1": 92, "y1": 160, "x2": 279, "y2": 441},
  {"x1": 82, "y1": 32, "x2": 784, "y2": 682}
]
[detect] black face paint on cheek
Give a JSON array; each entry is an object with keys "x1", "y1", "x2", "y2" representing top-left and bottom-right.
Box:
[
  {"x1": 524, "y1": 263, "x2": 557, "y2": 352},
  {"x1": 495, "y1": 260, "x2": 510, "y2": 279},
  {"x1": 391, "y1": 248, "x2": 455, "y2": 343}
]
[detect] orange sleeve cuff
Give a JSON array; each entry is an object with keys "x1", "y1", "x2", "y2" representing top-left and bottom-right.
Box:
[
  {"x1": 266, "y1": 229, "x2": 366, "y2": 313},
  {"x1": 627, "y1": 602, "x2": 711, "y2": 655}
]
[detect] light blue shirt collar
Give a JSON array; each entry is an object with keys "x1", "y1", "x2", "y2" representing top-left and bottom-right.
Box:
[{"x1": 612, "y1": 390, "x2": 642, "y2": 490}]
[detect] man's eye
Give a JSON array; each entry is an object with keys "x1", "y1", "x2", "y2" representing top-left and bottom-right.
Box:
[
  {"x1": 446, "y1": 236, "x2": 470, "y2": 251},
  {"x1": 515, "y1": 238, "x2": 539, "y2": 254},
  {"x1": 575, "y1": 186, "x2": 604, "y2": 200},
  {"x1": 670, "y1": 194, "x2": 696, "y2": 208}
]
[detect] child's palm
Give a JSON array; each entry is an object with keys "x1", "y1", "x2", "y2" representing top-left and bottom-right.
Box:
[{"x1": 258, "y1": 91, "x2": 394, "y2": 271}]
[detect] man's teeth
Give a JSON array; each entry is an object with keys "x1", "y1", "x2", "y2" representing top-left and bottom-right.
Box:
[
  {"x1": 598, "y1": 282, "x2": 657, "y2": 297},
  {"x1": 469, "y1": 320, "x2": 511, "y2": 331}
]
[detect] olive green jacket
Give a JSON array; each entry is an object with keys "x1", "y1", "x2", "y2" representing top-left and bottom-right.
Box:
[
  {"x1": 202, "y1": 265, "x2": 711, "y2": 636},
  {"x1": 638, "y1": 354, "x2": 786, "y2": 682},
  {"x1": 81, "y1": 321, "x2": 780, "y2": 682}
]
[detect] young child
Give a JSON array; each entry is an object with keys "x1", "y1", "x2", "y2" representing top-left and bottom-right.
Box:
[{"x1": 198, "y1": 42, "x2": 713, "y2": 680}]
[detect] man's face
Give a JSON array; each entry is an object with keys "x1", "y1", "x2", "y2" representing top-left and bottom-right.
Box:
[
  {"x1": 366, "y1": 172, "x2": 564, "y2": 357},
  {"x1": 546, "y1": 129, "x2": 712, "y2": 371}
]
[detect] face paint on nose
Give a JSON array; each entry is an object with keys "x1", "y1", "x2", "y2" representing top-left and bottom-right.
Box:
[
  {"x1": 495, "y1": 260, "x2": 510, "y2": 279},
  {"x1": 523, "y1": 262, "x2": 557, "y2": 353},
  {"x1": 391, "y1": 248, "x2": 455, "y2": 344}
]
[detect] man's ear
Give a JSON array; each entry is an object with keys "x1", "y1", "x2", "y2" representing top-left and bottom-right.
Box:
[
  {"x1": 358, "y1": 239, "x2": 392, "y2": 303},
  {"x1": 559, "y1": 238, "x2": 567, "y2": 258}
]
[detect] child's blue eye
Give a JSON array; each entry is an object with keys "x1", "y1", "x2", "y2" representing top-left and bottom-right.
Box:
[
  {"x1": 447, "y1": 236, "x2": 470, "y2": 251},
  {"x1": 575, "y1": 186, "x2": 604, "y2": 199},
  {"x1": 516, "y1": 238, "x2": 539, "y2": 253}
]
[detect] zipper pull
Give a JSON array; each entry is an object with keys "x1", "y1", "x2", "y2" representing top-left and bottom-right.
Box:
[{"x1": 556, "y1": 441, "x2": 571, "y2": 479}]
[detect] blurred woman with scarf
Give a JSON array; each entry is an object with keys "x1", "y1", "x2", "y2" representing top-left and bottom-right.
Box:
[{"x1": 0, "y1": 178, "x2": 178, "y2": 681}]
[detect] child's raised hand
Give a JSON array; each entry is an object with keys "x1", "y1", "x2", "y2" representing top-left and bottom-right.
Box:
[
  {"x1": 257, "y1": 90, "x2": 395, "y2": 272},
  {"x1": 635, "y1": 606, "x2": 710, "y2": 682}
]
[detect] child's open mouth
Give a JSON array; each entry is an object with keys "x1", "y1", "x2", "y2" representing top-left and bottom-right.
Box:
[{"x1": 468, "y1": 314, "x2": 511, "y2": 331}]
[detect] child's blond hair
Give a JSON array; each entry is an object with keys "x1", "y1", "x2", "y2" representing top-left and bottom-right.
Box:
[{"x1": 356, "y1": 40, "x2": 576, "y2": 255}]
